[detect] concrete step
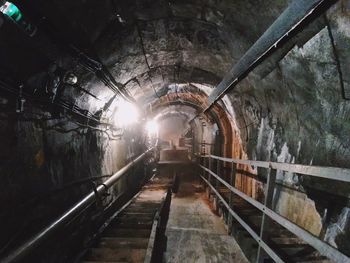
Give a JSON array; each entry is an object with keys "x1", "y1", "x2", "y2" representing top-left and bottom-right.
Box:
[
  {"x1": 238, "y1": 208, "x2": 260, "y2": 216},
  {"x1": 292, "y1": 255, "x2": 331, "y2": 263},
  {"x1": 124, "y1": 207, "x2": 157, "y2": 214},
  {"x1": 118, "y1": 213, "x2": 155, "y2": 220},
  {"x1": 113, "y1": 222, "x2": 153, "y2": 229},
  {"x1": 97, "y1": 237, "x2": 149, "y2": 249},
  {"x1": 128, "y1": 202, "x2": 160, "y2": 208},
  {"x1": 271, "y1": 237, "x2": 306, "y2": 245},
  {"x1": 268, "y1": 228, "x2": 295, "y2": 238},
  {"x1": 217, "y1": 187, "x2": 228, "y2": 194},
  {"x1": 78, "y1": 173, "x2": 172, "y2": 263},
  {"x1": 85, "y1": 247, "x2": 147, "y2": 262},
  {"x1": 102, "y1": 228, "x2": 151, "y2": 238},
  {"x1": 278, "y1": 243, "x2": 313, "y2": 256},
  {"x1": 116, "y1": 219, "x2": 154, "y2": 225},
  {"x1": 126, "y1": 203, "x2": 159, "y2": 209},
  {"x1": 142, "y1": 184, "x2": 170, "y2": 190},
  {"x1": 120, "y1": 211, "x2": 155, "y2": 216},
  {"x1": 116, "y1": 217, "x2": 154, "y2": 224}
]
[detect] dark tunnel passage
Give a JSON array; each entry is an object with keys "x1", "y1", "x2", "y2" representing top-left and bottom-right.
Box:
[{"x1": 0, "y1": 0, "x2": 350, "y2": 262}]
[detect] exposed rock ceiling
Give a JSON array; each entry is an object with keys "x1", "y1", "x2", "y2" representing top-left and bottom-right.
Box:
[
  {"x1": 7, "y1": 0, "x2": 289, "y2": 124},
  {"x1": 1, "y1": 0, "x2": 350, "y2": 168},
  {"x1": 1, "y1": 0, "x2": 350, "y2": 258},
  {"x1": 91, "y1": 0, "x2": 289, "y2": 118}
]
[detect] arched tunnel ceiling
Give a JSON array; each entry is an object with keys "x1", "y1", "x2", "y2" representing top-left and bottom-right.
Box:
[
  {"x1": 2, "y1": 2, "x2": 350, "y2": 258},
  {"x1": 2, "y1": 0, "x2": 349, "y2": 167},
  {"x1": 0, "y1": 0, "x2": 291, "y2": 129},
  {"x1": 87, "y1": 0, "x2": 290, "y2": 114},
  {"x1": 86, "y1": 0, "x2": 288, "y2": 124},
  {"x1": 154, "y1": 105, "x2": 197, "y2": 122}
]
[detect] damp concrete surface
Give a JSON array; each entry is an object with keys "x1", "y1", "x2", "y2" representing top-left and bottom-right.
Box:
[{"x1": 164, "y1": 176, "x2": 248, "y2": 263}]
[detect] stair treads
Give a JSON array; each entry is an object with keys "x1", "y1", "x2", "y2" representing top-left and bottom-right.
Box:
[
  {"x1": 85, "y1": 247, "x2": 147, "y2": 262},
  {"x1": 102, "y1": 228, "x2": 152, "y2": 238},
  {"x1": 97, "y1": 237, "x2": 149, "y2": 249}
]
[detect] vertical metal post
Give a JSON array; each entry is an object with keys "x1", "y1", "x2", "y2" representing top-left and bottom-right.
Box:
[
  {"x1": 228, "y1": 161, "x2": 237, "y2": 233},
  {"x1": 202, "y1": 156, "x2": 206, "y2": 188},
  {"x1": 201, "y1": 156, "x2": 205, "y2": 177},
  {"x1": 256, "y1": 168, "x2": 277, "y2": 263},
  {"x1": 201, "y1": 155, "x2": 207, "y2": 187},
  {"x1": 198, "y1": 156, "x2": 202, "y2": 181},
  {"x1": 206, "y1": 156, "x2": 213, "y2": 199},
  {"x1": 213, "y1": 158, "x2": 221, "y2": 214},
  {"x1": 208, "y1": 156, "x2": 212, "y2": 182},
  {"x1": 216, "y1": 159, "x2": 221, "y2": 190}
]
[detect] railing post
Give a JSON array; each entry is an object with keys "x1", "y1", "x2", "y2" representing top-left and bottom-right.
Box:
[
  {"x1": 197, "y1": 155, "x2": 350, "y2": 262},
  {"x1": 208, "y1": 156, "x2": 212, "y2": 183},
  {"x1": 256, "y1": 168, "x2": 277, "y2": 263},
  {"x1": 205, "y1": 156, "x2": 212, "y2": 199},
  {"x1": 199, "y1": 156, "x2": 205, "y2": 188},
  {"x1": 213, "y1": 158, "x2": 222, "y2": 214},
  {"x1": 228, "y1": 161, "x2": 237, "y2": 233},
  {"x1": 216, "y1": 159, "x2": 221, "y2": 190},
  {"x1": 200, "y1": 156, "x2": 204, "y2": 178}
]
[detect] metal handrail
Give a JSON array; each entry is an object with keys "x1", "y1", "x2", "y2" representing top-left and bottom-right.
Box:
[
  {"x1": 198, "y1": 155, "x2": 350, "y2": 263},
  {"x1": 200, "y1": 175, "x2": 284, "y2": 263},
  {"x1": 1, "y1": 148, "x2": 155, "y2": 263},
  {"x1": 202, "y1": 154, "x2": 350, "y2": 183}
]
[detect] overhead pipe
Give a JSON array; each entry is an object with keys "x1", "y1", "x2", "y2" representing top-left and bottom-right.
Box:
[
  {"x1": 0, "y1": 147, "x2": 154, "y2": 263},
  {"x1": 206, "y1": 0, "x2": 336, "y2": 111},
  {"x1": 7, "y1": 0, "x2": 134, "y2": 103},
  {"x1": 70, "y1": 46, "x2": 135, "y2": 103}
]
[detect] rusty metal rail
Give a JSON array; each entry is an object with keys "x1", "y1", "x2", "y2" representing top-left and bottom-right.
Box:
[
  {"x1": 198, "y1": 154, "x2": 350, "y2": 263},
  {"x1": 1, "y1": 148, "x2": 155, "y2": 263}
]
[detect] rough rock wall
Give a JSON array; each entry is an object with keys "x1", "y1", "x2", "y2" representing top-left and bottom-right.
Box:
[
  {"x1": 0, "y1": 107, "x2": 146, "y2": 258},
  {"x1": 94, "y1": 0, "x2": 350, "y2": 253},
  {"x1": 1, "y1": 0, "x2": 349, "y2": 256},
  {"x1": 225, "y1": 1, "x2": 350, "y2": 252},
  {"x1": 105, "y1": 0, "x2": 350, "y2": 251}
]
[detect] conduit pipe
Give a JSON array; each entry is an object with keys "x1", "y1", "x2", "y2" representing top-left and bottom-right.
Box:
[{"x1": 207, "y1": 0, "x2": 334, "y2": 110}]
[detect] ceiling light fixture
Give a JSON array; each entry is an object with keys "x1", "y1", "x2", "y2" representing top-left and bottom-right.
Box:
[
  {"x1": 145, "y1": 120, "x2": 159, "y2": 135},
  {"x1": 114, "y1": 100, "x2": 139, "y2": 127}
]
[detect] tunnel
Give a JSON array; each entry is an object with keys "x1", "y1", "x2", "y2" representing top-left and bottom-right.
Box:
[{"x1": 0, "y1": 0, "x2": 350, "y2": 262}]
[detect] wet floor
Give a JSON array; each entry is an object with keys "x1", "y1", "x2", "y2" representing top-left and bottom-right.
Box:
[{"x1": 164, "y1": 176, "x2": 248, "y2": 263}]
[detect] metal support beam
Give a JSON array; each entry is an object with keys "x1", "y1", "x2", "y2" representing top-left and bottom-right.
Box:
[{"x1": 207, "y1": 0, "x2": 333, "y2": 109}]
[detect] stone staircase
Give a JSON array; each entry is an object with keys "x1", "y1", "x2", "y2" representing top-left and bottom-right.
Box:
[
  {"x1": 80, "y1": 177, "x2": 172, "y2": 263},
  {"x1": 210, "y1": 187, "x2": 332, "y2": 263}
]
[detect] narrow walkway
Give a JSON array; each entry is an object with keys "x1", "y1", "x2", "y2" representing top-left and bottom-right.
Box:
[{"x1": 165, "y1": 176, "x2": 248, "y2": 263}]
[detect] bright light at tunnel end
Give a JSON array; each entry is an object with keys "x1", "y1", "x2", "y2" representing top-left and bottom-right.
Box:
[
  {"x1": 114, "y1": 100, "x2": 139, "y2": 127},
  {"x1": 146, "y1": 120, "x2": 159, "y2": 135}
]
